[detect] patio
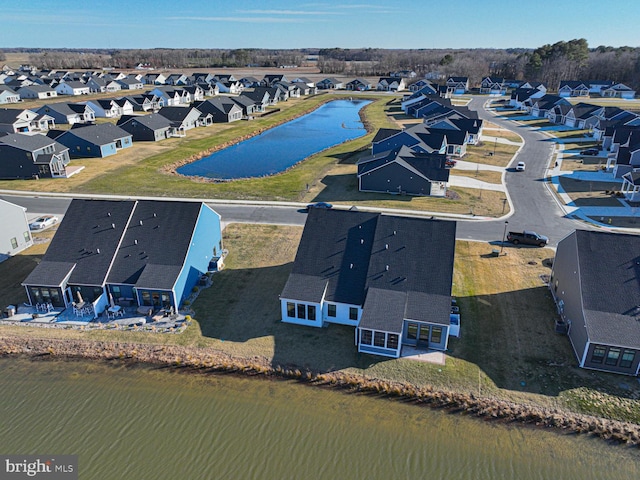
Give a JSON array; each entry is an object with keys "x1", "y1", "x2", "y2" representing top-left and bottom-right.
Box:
[{"x1": 1, "y1": 303, "x2": 189, "y2": 332}]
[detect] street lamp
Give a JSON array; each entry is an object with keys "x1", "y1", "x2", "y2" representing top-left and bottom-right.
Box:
[{"x1": 500, "y1": 220, "x2": 509, "y2": 255}]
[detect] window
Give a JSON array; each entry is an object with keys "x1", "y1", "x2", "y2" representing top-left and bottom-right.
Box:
[
  {"x1": 297, "y1": 304, "x2": 306, "y2": 319},
  {"x1": 620, "y1": 350, "x2": 635, "y2": 369},
  {"x1": 327, "y1": 304, "x2": 336, "y2": 317},
  {"x1": 387, "y1": 334, "x2": 399, "y2": 350},
  {"x1": 287, "y1": 302, "x2": 295, "y2": 318},
  {"x1": 407, "y1": 323, "x2": 418, "y2": 340},
  {"x1": 349, "y1": 307, "x2": 358, "y2": 321},
  {"x1": 591, "y1": 346, "x2": 605, "y2": 364},
  {"x1": 431, "y1": 327, "x2": 443, "y2": 344},
  {"x1": 360, "y1": 329, "x2": 372, "y2": 345},
  {"x1": 374, "y1": 332, "x2": 386, "y2": 348},
  {"x1": 605, "y1": 347, "x2": 621, "y2": 366},
  {"x1": 307, "y1": 305, "x2": 316, "y2": 321},
  {"x1": 111, "y1": 285, "x2": 121, "y2": 299},
  {"x1": 10, "y1": 237, "x2": 18, "y2": 249}
]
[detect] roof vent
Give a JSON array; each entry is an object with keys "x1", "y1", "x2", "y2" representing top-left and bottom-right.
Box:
[
  {"x1": 358, "y1": 225, "x2": 362, "y2": 229},
  {"x1": 139, "y1": 220, "x2": 143, "y2": 226},
  {"x1": 111, "y1": 223, "x2": 115, "y2": 229},
  {"x1": 153, "y1": 213, "x2": 157, "y2": 218},
  {"x1": 385, "y1": 265, "x2": 389, "y2": 271},
  {"x1": 96, "y1": 248, "x2": 100, "y2": 254},
  {"x1": 134, "y1": 239, "x2": 138, "y2": 245},
  {"x1": 360, "y1": 239, "x2": 364, "y2": 245},
  {"x1": 393, "y1": 230, "x2": 396, "y2": 235},
  {"x1": 350, "y1": 263, "x2": 354, "y2": 269},
  {"x1": 385, "y1": 244, "x2": 389, "y2": 249},
  {"x1": 107, "y1": 212, "x2": 111, "y2": 217}
]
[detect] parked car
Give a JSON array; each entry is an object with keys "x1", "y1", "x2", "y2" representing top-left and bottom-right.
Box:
[
  {"x1": 445, "y1": 159, "x2": 457, "y2": 168},
  {"x1": 306, "y1": 202, "x2": 333, "y2": 210},
  {"x1": 580, "y1": 148, "x2": 599, "y2": 156},
  {"x1": 29, "y1": 215, "x2": 59, "y2": 230},
  {"x1": 506, "y1": 230, "x2": 549, "y2": 247},
  {"x1": 515, "y1": 161, "x2": 526, "y2": 171}
]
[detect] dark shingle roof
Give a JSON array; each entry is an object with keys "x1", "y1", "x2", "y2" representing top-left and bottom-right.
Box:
[
  {"x1": 117, "y1": 113, "x2": 172, "y2": 130},
  {"x1": 61, "y1": 123, "x2": 131, "y2": 144},
  {"x1": 107, "y1": 200, "x2": 202, "y2": 289},
  {"x1": 23, "y1": 261, "x2": 76, "y2": 287},
  {"x1": 282, "y1": 209, "x2": 456, "y2": 331},
  {"x1": 30, "y1": 200, "x2": 136, "y2": 286},
  {"x1": 573, "y1": 230, "x2": 640, "y2": 348},
  {"x1": 0, "y1": 132, "x2": 57, "y2": 151}
]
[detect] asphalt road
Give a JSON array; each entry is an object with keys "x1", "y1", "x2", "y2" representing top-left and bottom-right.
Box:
[{"x1": 1, "y1": 96, "x2": 591, "y2": 246}]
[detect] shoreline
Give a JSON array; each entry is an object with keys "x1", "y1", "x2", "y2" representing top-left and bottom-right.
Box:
[{"x1": 2, "y1": 335, "x2": 639, "y2": 447}]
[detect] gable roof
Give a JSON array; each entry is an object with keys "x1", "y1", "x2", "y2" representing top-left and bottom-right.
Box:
[
  {"x1": 106, "y1": 201, "x2": 202, "y2": 289},
  {"x1": 117, "y1": 113, "x2": 172, "y2": 130},
  {"x1": 281, "y1": 209, "x2": 456, "y2": 331},
  {"x1": 59, "y1": 123, "x2": 131, "y2": 144},
  {"x1": 24, "y1": 200, "x2": 136, "y2": 286},
  {"x1": 570, "y1": 230, "x2": 640, "y2": 348},
  {"x1": 0, "y1": 132, "x2": 60, "y2": 152}
]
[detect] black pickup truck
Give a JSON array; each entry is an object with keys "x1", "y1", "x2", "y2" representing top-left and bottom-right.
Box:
[{"x1": 506, "y1": 231, "x2": 549, "y2": 247}]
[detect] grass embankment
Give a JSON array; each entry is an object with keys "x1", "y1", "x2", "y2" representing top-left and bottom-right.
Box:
[{"x1": 2, "y1": 223, "x2": 639, "y2": 425}]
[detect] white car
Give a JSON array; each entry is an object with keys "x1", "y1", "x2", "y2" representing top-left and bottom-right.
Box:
[
  {"x1": 515, "y1": 161, "x2": 526, "y2": 171},
  {"x1": 29, "y1": 215, "x2": 59, "y2": 230}
]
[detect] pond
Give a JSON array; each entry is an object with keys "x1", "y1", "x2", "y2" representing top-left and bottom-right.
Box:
[{"x1": 177, "y1": 99, "x2": 371, "y2": 179}]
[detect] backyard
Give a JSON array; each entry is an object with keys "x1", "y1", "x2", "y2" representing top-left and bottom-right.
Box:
[{"x1": 1, "y1": 222, "x2": 639, "y2": 423}]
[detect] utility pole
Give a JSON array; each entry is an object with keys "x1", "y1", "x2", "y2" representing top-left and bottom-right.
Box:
[{"x1": 500, "y1": 220, "x2": 509, "y2": 255}]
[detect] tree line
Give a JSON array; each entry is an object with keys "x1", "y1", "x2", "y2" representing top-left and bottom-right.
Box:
[{"x1": 2, "y1": 40, "x2": 638, "y2": 90}]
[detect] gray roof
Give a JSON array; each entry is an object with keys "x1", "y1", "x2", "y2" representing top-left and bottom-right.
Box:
[
  {"x1": 117, "y1": 113, "x2": 172, "y2": 130},
  {"x1": 0, "y1": 108, "x2": 30, "y2": 123},
  {"x1": 572, "y1": 230, "x2": 640, "y2": 348},
  {"x1": 23, "y1": 261, "x2": 75, "y2": 287},
  {"x1": 107, "y1": 201, "x2": 202, "y2": 289},
  {"x1": 0, "y1": 132, "x2": 58, "y2": 152},
  {"x1": 281, "y1": 209, "x2": 456, "y2": 331},
  {"x1": 61, "y1": 123, "x2": 131, "y2": 144}
]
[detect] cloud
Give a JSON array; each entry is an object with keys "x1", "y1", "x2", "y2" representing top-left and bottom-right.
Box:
[
  {"x1": 167, "y1": 16, "x2": 307, "y2": 24},
  {"x1": 237, "y1": 9, "x2": 338, "y2": 15}
]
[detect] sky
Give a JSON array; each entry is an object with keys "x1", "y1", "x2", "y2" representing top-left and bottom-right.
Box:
[{"x1": 3, "y1": 0, "x2": 640, "y2": 50}]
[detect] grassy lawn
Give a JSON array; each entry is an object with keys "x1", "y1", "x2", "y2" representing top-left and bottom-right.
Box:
[
  {"x1": 2, "y1": 222, "x2": 638, "y2": 421},
  {"x1": 450, "y1": 169, "x2": 503, "y2": 184},
  {"x1": 568, "y1": 97, "x2": 640, "y2": 108},
  {"x1": 462, "y1": 142, "x2": 519, "y2": 167},
  {"x1": 558, "y1": 177, "x2": 624, "y2": 207},
  {"x1": 560, "y1": 156, "x2": 606, "y2": 172}
]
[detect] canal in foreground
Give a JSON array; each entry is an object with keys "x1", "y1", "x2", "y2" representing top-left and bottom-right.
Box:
[
  {"x1": 177, "y1": 99, "x2": 370, "y2": 179},
  {"x1": 1, "y1": 357, "x2": 639, "y2": 479}
]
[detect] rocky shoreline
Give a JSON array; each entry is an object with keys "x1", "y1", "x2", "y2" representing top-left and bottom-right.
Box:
[{"x1": 2, "y1": 335, "x2": 639, "y2": 446}]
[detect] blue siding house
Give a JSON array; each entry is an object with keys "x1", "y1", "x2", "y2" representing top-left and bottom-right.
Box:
[
  {"x1": 48, "y1": 123, "x2": 132, "y2": 158},
  {"x1": 23, "y1": 199, "x2": 223, "y2": 316}
]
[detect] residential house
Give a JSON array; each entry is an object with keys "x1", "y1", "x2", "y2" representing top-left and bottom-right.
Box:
[
  {"x1": 149, "y1": 87, "x2": 191, "y2": 106},
  {"x1": 182, "y1": 85, "x2": 205, "y2": 102},
  {"x1": 390, "y1": 70, "x2": 417, "y2": 78},
  {"x1": 346, "y1": 78, "x2": 371, "y2": 91},
  {"x1": 445, "y1": 76, "x2": 469, "y2": 95},
  {"x1": 22, "y1": 199, "x2": 223, "y2": 315},
  {"x1": 550, "y1": 230, "x2": 640, "y2": 375},
  {"x1": 371, "y1": 123, "x2": 469, "y2": 158},
  {"x1": 191, "y1": 73, "x2": 215, "y2": 84},
  {"x1": 621, "y1": 172, "x2": 640, "y2": 201},
  {"x1": 0, "y1": 86, "x2": 20, "y2": 104},
  {"x1": 558, "y1": 81, "x2": 590, "y2": 98},
  {"x1": 50, "y1": 123, "x2": 133, "y2": 158},
  {"x1": 291, "y1": 81, "x2": 316, "y2": 96},
  {"x1": 262, "y1": 74, "x2": 287, "y2": 87},
  {"x1": 527, "y1": 94, "x2": 570, "y2": 118},
  {"x1": 165, "y1": 74, "x2": 190, "y2": 86},
  {"x1": 156, "y1": 106, "x2": 203, "y2": 132},
  {"x1": 509, "y1": 87, "x2": 546, "y2": 109},
  {"x1": 241, "y1": 88, "x2": 272, "y2": 111},
  {"x1": 116, "y1": 76, "x2": 144, "y2": 90},
  {"x1": 239, "y1": 76, "x2": 261, "y2": 89},
  {"x1": 229, "y1": 95, "x2": 259, "y2": 117},
  {"x1": 124, "y1": 94, "x2": 164, "y2": 112},
  {"x1": 317, "y1": 78, "x2": 343, "y2": 90},
  {"x1": 407, "y1": 80, "x2": 437, "y2": 93},
  {"x1": 213, "y1": 80, "x2": 243, "y2": 94},
  {"x1": 357, "y1": 145, "x2": 450, "y2": 197},
  {"x1": 479, "y1": 77, "x2": 507, "y2": 95},
  {"x1": 0, "y1": 199, "x2": 32, "y2": 260},
  {"x1": 377, "y1": 77, "x2": 406, "y2": 92},
  {"x1": 194, "y1": 98, "x2": 242, "y2": 123},
  {"x1": 83, "y1": 99, "x2": 123, "y2": 118},
  {"x1": 280, "y1": 208, "x2": 457, "y2": 358},
  {"x1": 605, "y1": 127, "x2": 640, "y2": 177},
  {"x1": 54, "y1": 81, "x2": 90, "y2": 96},
  {"x1": 587, "y1": 80, "x2": 613, "y2": 94},
  {"x1": 196, "y1": 82, "x2": 219, "y2": 97},
  {"x1": 142, "y1": 73, "x2": 167, "y2": 85},
  {"x1": 601, "y1": 83, "x2": 636, "y2": 99},
  {"x1": 85, "y1": 76, "x2": 122, "y2": 94},
  {"x1": 0, "y1": 133, "x2": 70, "y2": 179},
  {"x1": 17, "y1": 85, "x2": 57, "y2": 100},
  {"x1": 37, "y1": 103, "x2": 95, "y2": 125},
  {"x1": 117, "y1": 114, "x2": 174, "y2": 142},
  {"x1": 291, "y1": 77, "x2": 315, "y2": 88},
  {"x1": 0, "y1": 108, "x2": 45, "y2": 133}
]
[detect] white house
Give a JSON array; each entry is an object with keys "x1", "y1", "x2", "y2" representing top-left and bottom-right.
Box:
[{"x1": 0, "y1": 199, "x2": 33, "y2": 261}]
